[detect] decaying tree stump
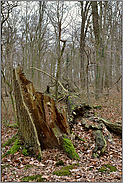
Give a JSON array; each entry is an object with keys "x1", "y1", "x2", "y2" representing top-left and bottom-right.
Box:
[
  {"x1": 13, "y1": 66, "x2": 122, "y2": 160},
  {"x1": 13, "y1": 66, "x2": 80, "y2": 160}
]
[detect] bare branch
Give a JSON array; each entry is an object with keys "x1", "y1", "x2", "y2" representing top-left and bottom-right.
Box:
[{"x1": 30, "y1": 67, "x2": 69, "y2": 93}]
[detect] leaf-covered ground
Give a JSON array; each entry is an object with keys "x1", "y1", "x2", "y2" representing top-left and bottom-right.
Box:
[{"x1": 1, "y1": 89, "x2": 122, "y2": 182}]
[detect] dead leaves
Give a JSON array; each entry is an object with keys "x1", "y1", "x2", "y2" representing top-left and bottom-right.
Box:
[{"x1": 1, "y1": 90, "x2": 122, "y2": 182}]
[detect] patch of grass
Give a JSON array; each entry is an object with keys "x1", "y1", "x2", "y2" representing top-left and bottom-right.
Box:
[
  {"x1": 21, "y1": 175, "x2": 44, "y2": 182},
  {"x1": 71, "y1": 131, "x2": 85, "y2": 142},
  {"x1": 2, "y1": 154, "x2": 7, "y2": 158},
  {"x1": 89, "y1": 167, "x2": 93, "y2": 170},
  {"x1": 62, "y1": 164, "x2": 79, "y2": 170}
]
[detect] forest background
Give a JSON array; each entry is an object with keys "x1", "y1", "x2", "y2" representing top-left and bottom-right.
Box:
[
  {"x1": 1, "y1": 1, "x2": 122, "y2": 182},
  {"x1": 1, "y1": 1, "x2": 122, "y2": 100}
]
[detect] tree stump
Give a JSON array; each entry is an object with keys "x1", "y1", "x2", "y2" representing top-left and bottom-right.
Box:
[{"x1": 13, "y1": 66, "x2": 72, "y2": 158}]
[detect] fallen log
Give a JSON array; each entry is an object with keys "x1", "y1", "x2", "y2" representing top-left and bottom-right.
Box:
[
  {"x1": 98, "y1": 117, "x2": 122, "y2": 135},
  {"x1": 66, "y1": 94, "x2": 91, "y2": 129}
]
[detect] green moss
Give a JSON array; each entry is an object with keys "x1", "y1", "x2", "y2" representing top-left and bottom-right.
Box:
[
  {"x1": 22, "y1": 147, "x2": 28, "y2": 156},
  {"x1": 98, "y1": 166, "x2": 107, "y2": 172},
  {"x1": 92, "y1": 130, "x2": 107, "y2": 158},
  {"x1": 53, "y1": 164, "x2": 79, "y2": 176},
  {"x1": 105, "y1": 164, "x2": 117, "y2": 172},
  {"x1": 89, "y1": 167, "x2": 93, "y2": 170},
  {"x1": 53, "y1": 170, "x2": 71, "y2": 176},
  {"x1": 98, "y1": 165, "x2": 117, "y2": 173},
  {"x1": 56, "y1": 160, "x2": 64, "y2": 166},
  {"x1": 62, "y1": 164, "x2": 79, "y2": 170},
  {"x1": 2, "y1": 154, "x2": 7, "y2": 158},
  {"x1": 2, "y1": 138, "x2": 21, "y2": 158},
  {"x1": 52, "y1": 127, "x2": 60, "y2": 136},
  {"x1": 21, "y1": 175, "x2": 44, "y2": 182},
  {"x1": 63, "y1": 136, "x2": 80, "y2": 160},
  {"x1": 93, "y1": 105, "x2": 102, "y2": 110}
]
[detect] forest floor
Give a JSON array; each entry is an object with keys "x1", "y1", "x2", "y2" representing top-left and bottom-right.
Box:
[{"x1": 1, "y1": 89, "x2": 122, "y2": 182}]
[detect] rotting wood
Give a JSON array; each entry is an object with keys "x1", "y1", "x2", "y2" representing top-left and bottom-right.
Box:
[
  {"x1": 13, "y1": 66, "x2": 121, "y2": 160},
  {"x1": 97, "y1": 117, "x2": 122, "y2": 135},
  {"x1": 13, "y1": 66, "x2": 42, "y2": 159},
  {"x1": 13, "y1": 66, "x2": 80, "y2": 160}
]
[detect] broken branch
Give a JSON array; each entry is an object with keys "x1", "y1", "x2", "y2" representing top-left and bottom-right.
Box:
[{"x1": 30, "y1": 67, "x2": 69, "y2": 93}]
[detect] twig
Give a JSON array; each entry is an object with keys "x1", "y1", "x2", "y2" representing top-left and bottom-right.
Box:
[{"x1": 30, "y1": 67, "x2": 69, "y2": 93}]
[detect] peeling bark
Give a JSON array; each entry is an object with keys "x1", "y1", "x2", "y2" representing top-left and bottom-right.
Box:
[{"x1": 13, "y1": 66, "x2": 74, "y2": 159}]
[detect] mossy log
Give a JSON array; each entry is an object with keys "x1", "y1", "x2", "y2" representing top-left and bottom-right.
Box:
[
  {"x1": 98, "y1": 117, "x2": 122, "y2": 135},
  {"x1": 92, "y1": 130, "x2": 107, "y2": 158},
  {"x1": 13, "y1": 66, "x2": 79, "y2": 159},
  {"x1": 66, "y1": 94, "x2": 91, "y2": 129}
]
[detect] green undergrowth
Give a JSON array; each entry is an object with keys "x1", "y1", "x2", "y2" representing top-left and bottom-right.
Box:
[
  {"x1": 98, "y1": 164, "x2": 117, "y2": 173},
  {"x1": 56, "y1": 160, "x2": 64, "y2": 166},
  {"x1": 22, "y1": 147, "x2": 28, "y2": 156},
  {"x1": 92, "y1": 105, "x2": 102, "y2": 110},
  {"x1": 2, "y1": 133, "x2": 29, "y2": 158},
  {"x1": 63, "y1": 135, "x2": 80, "y2": 160},
  {"x1": 53, "y1": 164, "x2": 79, "y2": 176},
  {"x1": 3, "y1": 132, "x2": 18, "y2": 147},
  {"x1": 21, "y1": 175, "x2": 44, "y2": 182},
  {"x1": 2, "y1": 138, "x2": 21, "y2": 158},
  {"x1": 24, "y1": 165, "x2": 33, "y2": 170},
  {"x1": 6, "y1": 123, "x2": 18, "y2": 128},
  {"x1": 7, "y1": 139, "x2": 21, "y2": 155}
]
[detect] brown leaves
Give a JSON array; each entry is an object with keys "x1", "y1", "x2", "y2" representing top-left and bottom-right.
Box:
[{"x1": 1, "y1": 89, "x2": 122, "y2": 182}]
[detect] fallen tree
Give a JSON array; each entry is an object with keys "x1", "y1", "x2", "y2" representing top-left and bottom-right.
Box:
[{"x1": 13, "y1": 66, "x2": 122, "y2": 160}]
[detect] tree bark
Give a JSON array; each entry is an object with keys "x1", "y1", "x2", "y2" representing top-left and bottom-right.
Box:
[{"x1": 13, "y1": 66, "x2": 77, "y2": 160}]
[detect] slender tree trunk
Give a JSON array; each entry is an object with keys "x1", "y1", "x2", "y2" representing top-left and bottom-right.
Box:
[
  {"x1": 80, "y1": 2, "x2": 85, "y2": 88},
  {"x1": 92, "y1": 1, "x2": 100, "y2": 100}
]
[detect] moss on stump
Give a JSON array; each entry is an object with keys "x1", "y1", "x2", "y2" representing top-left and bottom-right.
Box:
[{"x1": 61, "y1": 135, "x2": 80, "y2": 160}]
